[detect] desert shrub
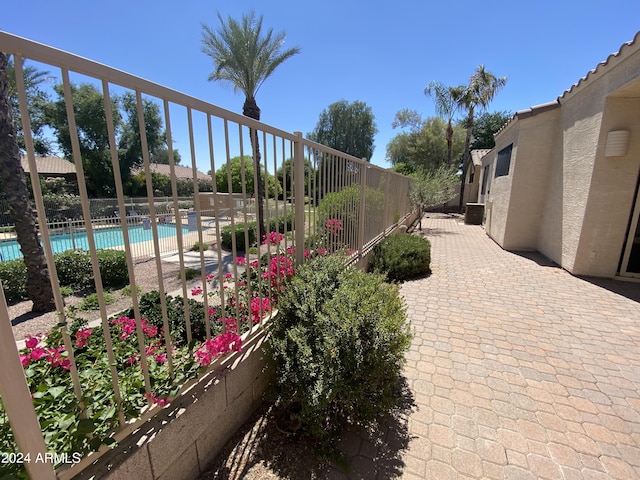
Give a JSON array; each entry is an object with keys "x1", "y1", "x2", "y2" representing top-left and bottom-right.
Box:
[
  {"x1": 267, "y1": 255, "x2": 412, "y2": 446},
  {"x1": 127, "y1": 290, "x2": 212, "y2": 346},
  {"x1": 183, "y1": 268, "x2": 200, "y2": 281},
  {"x1": 0, "y1": 258, "x2": 28, "y2": 303},
  {"x1": 368, "y1": 234, "x2": 431, "y2": 281}
]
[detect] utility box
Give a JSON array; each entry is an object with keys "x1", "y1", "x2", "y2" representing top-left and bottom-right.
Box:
[{"x1": 465, "y1": 203, "x2": 484, "y2": 225}]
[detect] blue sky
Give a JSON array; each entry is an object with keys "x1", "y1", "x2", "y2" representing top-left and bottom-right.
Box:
[{"x1": 2, "y1": 1, "x2": 639, "y2": 170}]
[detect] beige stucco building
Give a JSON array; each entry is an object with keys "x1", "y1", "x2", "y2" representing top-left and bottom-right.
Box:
[{"x1": 479, "y1": 31, "x2": 640, "y2": 280}]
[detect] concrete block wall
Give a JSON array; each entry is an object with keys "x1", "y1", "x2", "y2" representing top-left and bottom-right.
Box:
[{"x1": 71, "y1": 327, "x2": 272, "y2": 480}]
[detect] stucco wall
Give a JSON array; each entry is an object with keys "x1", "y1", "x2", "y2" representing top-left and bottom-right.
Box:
[
  {"x1": 503, "y1": 108, "x2": 560, "y2": 250},
  {"x1": 572, "y1": 96, "x2": 640, "y2": 276},
  {"x1": 484, "y1": 123, "x2": 518, "y2": 247}
]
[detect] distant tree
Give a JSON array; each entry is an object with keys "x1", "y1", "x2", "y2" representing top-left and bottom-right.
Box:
[
  {"x1": 0, "y1": 52, "x2": 55, "y2": 311},
  {"x1": 457, "y1": 65, "x2": 507, "y2": 212},
  {"x1": 202, "y1": 10, "x2": 300, "y2": 239},
  {"x1": 214, "y1": 155, "x2": 281, "y2": 198},
  {"x1": 424, "y1": 81, "x2": 466, "y2": 168},
  {"x1": 276, "y1": 157, "x2": 314, "y2": 198},
  {"x1": 308, "y1": 100, "x2": 377, "y2": 161},
  {"x1": 151, "y1": 147, "x2": 182, "y2": 165},
  {"x1": 5, "y1": 57, "x2": 52, "y2": 155},
  {"x1": 386, "y1": 110, "x2": 465, "y2": 173},
  {"x1": 471, "y1": 110, "x2": 512, "y2": 149},
  {"x1": 118, "y1": 92, "x2": 167, "y2": 187},
  {"x1": 409, "y1": 165, "x2": 459, "y2": 230},
  {"x1": 46, "y1": 82, "x2": 122, "y2": 197}
]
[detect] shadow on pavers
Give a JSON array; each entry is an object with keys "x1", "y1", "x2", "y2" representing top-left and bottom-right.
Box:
[{"x1": 199, "y1": 378, "x2": 416, "y2": 480}]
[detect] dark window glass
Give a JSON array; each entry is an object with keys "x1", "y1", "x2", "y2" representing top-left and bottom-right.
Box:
[{"x1": 495, "y1": 144, "x2": 513, "y2": 178}]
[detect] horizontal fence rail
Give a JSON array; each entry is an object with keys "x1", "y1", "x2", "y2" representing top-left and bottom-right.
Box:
[{"x1": 0, "y1": 30, "x2": 412, "y2": 479}]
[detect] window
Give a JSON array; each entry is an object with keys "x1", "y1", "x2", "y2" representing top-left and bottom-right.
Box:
[
  {"x1": 481, "y1": 165, "x2": 491, "y2": 195},
  {"x1": 494, "y1": 144, "x2": 512, "y2": 178}
]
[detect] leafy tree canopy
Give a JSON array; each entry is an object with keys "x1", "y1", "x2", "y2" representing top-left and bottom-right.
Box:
[
  {"x1": 308, "y1": 100, "x2": 377, "y2": 161},
  {"x1": 470, "y1": 110, "x2": 512, "y2": 149},
  {"x1": 386, "y1": 110, "x2": 465, "y2": 174},
  {"x1": 213, "y1": 155, "x2": 281, "y2": 198}
]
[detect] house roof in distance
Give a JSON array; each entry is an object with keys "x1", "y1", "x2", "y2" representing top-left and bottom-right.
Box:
[
  {"x1": 20, "y1": 155, "x2": 76, "y2": 175},
  {"x1": 133, "y1": 163, "x2": 212, "y2": 181},
  {"x1": 471, "y1": 149, "x2": 492, "y2": 167}
]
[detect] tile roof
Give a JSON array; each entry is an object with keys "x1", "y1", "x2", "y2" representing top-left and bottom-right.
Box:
[
  {"x1": 471, "y1": 149, "x2": 492, "y2": 166},
  {"x1": 20, "y1": 155, "x2": 76, "y2": 175},
  {"x1": 132, "y1": 163, "x2": 212, "y2": 181}
]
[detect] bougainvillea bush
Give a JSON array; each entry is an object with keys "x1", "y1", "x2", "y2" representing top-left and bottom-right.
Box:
[{"x1": 0, "y1": 232, "x2": 301, "y2": 478}]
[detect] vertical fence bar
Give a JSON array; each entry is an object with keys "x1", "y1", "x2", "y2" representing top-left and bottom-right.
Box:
[
  {"x1": 357, "y1": 161, "x2": 367, "y2": 262},
  {"x1": 0, "y1": 287, "x2": 56, "y2": 480},
  {"x1": 293, "y1": 132, "x2": 305, "y2": 266}
]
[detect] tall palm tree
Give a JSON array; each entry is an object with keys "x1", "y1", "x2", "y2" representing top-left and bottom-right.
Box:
[
  {"x1": 424, "y1": 81, "x2": 465, "y2": 168},
  {"x1": 201, "y1": 11, "x2": 300, "y2": 239},
  {"x1": 0, "y1": 53, "x2": 55, "y2": 311},
  {"x1": 458, "y1": 65, "x2": 507, "y2": 213}
]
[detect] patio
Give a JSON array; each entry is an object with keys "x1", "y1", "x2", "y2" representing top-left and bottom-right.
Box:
[{"x1": 207, "y1": 213, "x2": 640, "y2": 479}]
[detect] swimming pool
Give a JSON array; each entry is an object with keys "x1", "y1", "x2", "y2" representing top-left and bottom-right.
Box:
[{"x1": 0, "y1": 223, "x2": 196, "y2": 261}]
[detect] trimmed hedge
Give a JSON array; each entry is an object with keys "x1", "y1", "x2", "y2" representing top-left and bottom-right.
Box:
[
  {"x1": 0, "y1": 249, "x2": 129, "y2": 304},
  {"x1": 367, "y1": 233, "x2": 431, "y2": 281}
]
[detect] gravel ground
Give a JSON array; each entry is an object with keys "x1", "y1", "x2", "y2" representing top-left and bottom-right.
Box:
[{"x1": 9, "y1": 257, "x2": 184, "y2": 342}]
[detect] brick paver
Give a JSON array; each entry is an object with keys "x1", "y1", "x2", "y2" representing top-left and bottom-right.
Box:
[{"x1": 395, "y1": 215, "x2": 640, "y2": 479}]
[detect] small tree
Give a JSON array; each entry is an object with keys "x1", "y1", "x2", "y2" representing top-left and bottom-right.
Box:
[{"x1": 410, "y1": 166, "x2": 459, "y2": 230}]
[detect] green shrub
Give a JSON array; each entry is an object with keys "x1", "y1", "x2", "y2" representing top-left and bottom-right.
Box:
[
  {"x1": 183, "y1": 268, "x2": 200, "y2": 281},
  {"x1": 1, "y1": 249, "x2": 129, "y2": 304},
  {"x1": 0, "y1": 258, "x2": 28, "y2": 303},
  {"x1": 96, "y1": 250, "x2": 128, "y2": 289},
  {"x1": 127, "y1": 290, "x2": 212, "y2": 346},
  {"x1": 220, "y1": 213, "x2": 294, "y2": 251},
  {"x1": 317, "y1": 185, "x2": 384, "y2": 248},
  {"x1": 55, "y1": 250, "x2": 93, "y2": 288},
  {"x1": 368, "y1": 234, "x2": 431, "y2": 281},
  {"x1": 191, "y1": 242, "x2": 208, "y2": 252},
  {"x1": 77, "y1": 291, "x2": 115, "y2": 311},
  {"x1": 266, "y1": 255, "x2": 412, "y2": 446},
  {"x1": 220, "y1": 221, "x2": 257, "y2": 251}
]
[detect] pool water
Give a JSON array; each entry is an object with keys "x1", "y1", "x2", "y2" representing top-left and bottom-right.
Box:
[{"x1": 0, "y1": 223, "x2": 194, "y2": 261}]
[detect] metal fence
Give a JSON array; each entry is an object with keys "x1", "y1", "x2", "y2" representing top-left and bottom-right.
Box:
[{"x1": 0, "y1": 30, "x2": 412, "y2": 479}]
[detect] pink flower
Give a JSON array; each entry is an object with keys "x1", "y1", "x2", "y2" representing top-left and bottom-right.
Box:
[
  {"x1": 191, "y1": 286, "x2": 203, "y2": 296},
  {"x1": 144, "y1": 392, "x2": 170, "y2": 407},
  {"x1": 250, "y1": 297, "x2": 272, "y2": 323},
  {"x1": 154, "y1": 353, "x2": 167, "y2": 364},
  {"x1": 126, "y1": 355, "x2": 138, "y2": 366},
  {"x1": 194, "y1": 333, "x2": 242, "y2": 367},
  {"x1": 236, "y1": 256, "x2": 247, "y2": 265},
  {"x1": 30, "y1": 347, "x2": 46, "y2": 361},
  {"x1": 74, "y1": 329, "x2": 92, "y2": 348},
  {"x1": 262, "y1": 232, "x2": 284, "y2": 245},
  {"x1": 326, "y1": 218, "x2": 344, "y2": 236},
  {"x1": 224, "y1": 273, "x2": 233, "y2": 280},
  {"x1": 143, "y1": 324, "x2": 158, "y2": 338},
  {"x1": 25, "y1": 335, "x2": 38, "y2": 349},
  {"x1": 20, "y1": 354, "x2": 31, "y2": 367}
]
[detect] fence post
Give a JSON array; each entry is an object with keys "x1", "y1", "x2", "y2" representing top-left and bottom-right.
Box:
[
  {"x1": 293, "y1": 132, "x2": 305, "y2": 266},
  {"x1": 357, "y1": 160, "x2": 368, "y2": 262},
  {"x1": 0, "y1": 286, "x2": 56, "y2": 479}
]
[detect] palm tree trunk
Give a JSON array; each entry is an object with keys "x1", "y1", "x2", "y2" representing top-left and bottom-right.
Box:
[
  {"x1": 243, "y1": 96, "x2": 266, "y2": 240},
  {"x1": 0, "y1": 53, "x2": 55, "y2": 312},
  {"x1": 446, "y1": 120, "x2": 453, "y2": 168},
  {"x1": 458, "y1": 108, "x2": 474, "y2": 214}
]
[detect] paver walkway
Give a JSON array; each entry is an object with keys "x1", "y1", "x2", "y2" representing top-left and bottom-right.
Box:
[{"x1": 395, "y1": 214, "x2": 640, "y2": 479}]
